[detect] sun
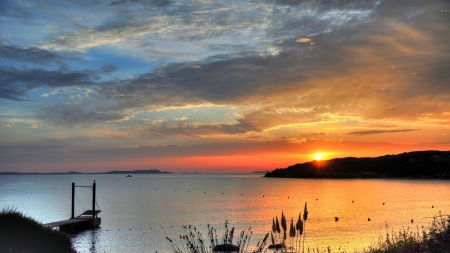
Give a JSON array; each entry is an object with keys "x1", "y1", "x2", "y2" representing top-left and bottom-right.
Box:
[{"x1": 315, "y1": 153, "x2": 323, "y2": 161}]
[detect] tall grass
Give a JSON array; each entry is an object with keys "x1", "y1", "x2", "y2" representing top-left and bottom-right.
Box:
[
  {"x1": 269, "y1": 202, "x2": 308, "y2": 253},
  {"x1": 367, "y1": 212, "x2": 450, "y2": 253},
  {"x1": 164, "y1": 203, "x2": 310, "y2": 253},
  {"x1": 163, "y1": 203, "x2": 449, "y2": 253},
  {"x1": 0, "y1": 207, "x2": 76, "y2": 253},
  {"x1": 164, "y1": 220, "x2": 269, "y2": 253}
]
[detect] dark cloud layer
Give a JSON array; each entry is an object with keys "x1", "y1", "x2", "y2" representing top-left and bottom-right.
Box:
[
  {"x1": 0, "y1": 67, "x2": 105, "y2": 100},
  {"x1": 76, "y1": 0, "x2": 448, "y2": 129},
  {"x1": 0, "y1": 44, "x2": 80, "y2": 67},
  {"x1": 0, "y1": 1, "x2": 33, "y2": 19},
  {"x1": 9, "y1": 0, "x2": 445, "y2": 134},
  {"x1": 348, "y1": 129, "x2": 421, "y2": 136},
  {"x1": 110, "y1": 0, "x2": 172, "y2": 7}
]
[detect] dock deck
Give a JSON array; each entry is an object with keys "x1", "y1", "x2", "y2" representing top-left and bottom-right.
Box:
[
  {"x1": 45, "y1": 213, "x2": 101, "y2": 233},
  {"x1": 45, "y1": 181, "x2": 101, "y2": 233}
]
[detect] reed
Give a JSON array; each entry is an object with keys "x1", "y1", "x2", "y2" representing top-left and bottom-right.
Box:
[
  {"x1": 367, "y1": 212, "x2": 450, "y2": 253},
  {"x1": 268, "y1": 202, "x2": 308, "y2": 253},
  {"x1": 164, "y1": 202, "x2": 450, "y2": 253},
  {"x1": 165, "y1": 220, "x2": 269, "y2": 253}
]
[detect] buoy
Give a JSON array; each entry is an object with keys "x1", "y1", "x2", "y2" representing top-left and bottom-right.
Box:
[{"x1": 368, "y1": 218, "x2": 371, "y2": 221}]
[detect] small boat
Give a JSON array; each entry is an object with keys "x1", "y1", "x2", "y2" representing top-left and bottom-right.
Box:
[{"x1": 126, "y1": 175, "x2": 132, "y2": 177}]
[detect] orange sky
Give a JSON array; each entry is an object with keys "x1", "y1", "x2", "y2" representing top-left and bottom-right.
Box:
[{"x1": 1, "y1": 0, "x2": 450, "y2": 173}]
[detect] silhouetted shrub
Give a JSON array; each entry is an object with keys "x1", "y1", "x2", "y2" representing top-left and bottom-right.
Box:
[{"x1": 0, "y1": 207, "x2": 76, "y2": 253}]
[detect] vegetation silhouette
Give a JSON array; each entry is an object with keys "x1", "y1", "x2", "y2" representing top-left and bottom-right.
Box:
[
  {"x1": 164, "y1": 220, "x2": 268, "y2": 253},
  {"x1": 265, "y1": 151, "x2": 450, "y2": 179},
  {"x1": 0, "y1": 207, "x2": 76, "y2": 253}
]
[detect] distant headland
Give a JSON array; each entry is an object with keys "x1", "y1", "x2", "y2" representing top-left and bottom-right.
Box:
[
  {"x1": 252, "y1": 170, "x2": 271, "y2": 174},
  {"x1": 0, "y1": 169, "x2": 173, "y2": 175},
  {"x1": 265, "y1": 150, "x2": 450, "y2": 179}
]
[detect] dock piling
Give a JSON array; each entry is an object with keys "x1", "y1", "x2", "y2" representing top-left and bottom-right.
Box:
[
  {"x1": 92, "y1": 180, "x2": 96, "y2": 218},
  {"x1": 45, "y1": 181, "x2": 101, "y2": 233},
  {"x1": 71, "y1": 182, "x2": 75, "y2": 219}
]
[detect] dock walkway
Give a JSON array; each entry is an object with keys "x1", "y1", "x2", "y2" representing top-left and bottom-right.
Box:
[
  {"x1": 44, "y1": 181, "x2": 101, "y2": 233},
  {"x1": 45, "y1": 211, "x2": 101, "y2": 233}
]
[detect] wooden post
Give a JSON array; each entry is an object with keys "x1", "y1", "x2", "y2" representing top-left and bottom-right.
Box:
[
  {"x1": 71, "y1": 182, "x2": 75, "y2": 219},
  {"x1": 92, "y1": 180, "x2": 96, "y2": 218}
]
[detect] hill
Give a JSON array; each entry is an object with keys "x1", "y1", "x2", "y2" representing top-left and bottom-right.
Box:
[
  {"x1": 0, "y1": 169, "x2": 173, "y2": 175},
  {"x1": 265, "y1": 151, "x2": 450, "y2": 179}
]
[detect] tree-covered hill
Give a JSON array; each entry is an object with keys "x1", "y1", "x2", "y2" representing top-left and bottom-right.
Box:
[{"x1": 265, "y1": 151, "x2": 450, "y2": 179}]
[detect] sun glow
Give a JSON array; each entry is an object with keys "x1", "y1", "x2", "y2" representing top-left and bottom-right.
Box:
[{"x1": 315, "y1": 153, "x2": 323, "y2": 161}]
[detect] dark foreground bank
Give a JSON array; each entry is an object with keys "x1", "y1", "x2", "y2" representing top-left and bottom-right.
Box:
[{"x1": 0, "y1": 207, "x2": 76, "y2": 253}]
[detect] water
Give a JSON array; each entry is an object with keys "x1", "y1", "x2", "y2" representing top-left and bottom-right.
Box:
[{"x1": 1, "y1": 174, "x2": 449, "y2": 252}]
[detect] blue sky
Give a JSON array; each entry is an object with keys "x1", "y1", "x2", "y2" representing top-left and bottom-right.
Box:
[{"x1": 1, "y1": 0, "x2": 450, "y2": 173}]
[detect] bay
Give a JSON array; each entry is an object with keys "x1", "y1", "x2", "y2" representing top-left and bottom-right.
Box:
[{"x1": 1, "y1": 174, "x2": 449, "y2": 253}]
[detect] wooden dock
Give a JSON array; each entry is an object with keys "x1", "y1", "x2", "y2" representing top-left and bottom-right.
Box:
[
  {"x1": 44, "y1": 181, "x2": 101, "y2": 233},
  {"x1": 45, "y1": 216, "x2": 101, "y2": 233}
]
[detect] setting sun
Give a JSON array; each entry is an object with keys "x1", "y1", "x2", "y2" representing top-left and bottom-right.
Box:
[{"x1": 315, "y1": 153, "x2": 323, "y2": 161}]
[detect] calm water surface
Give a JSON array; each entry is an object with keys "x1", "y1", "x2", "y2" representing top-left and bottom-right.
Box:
[{"x1": 1, "y1": 174, "x2": 449, "y2": 252}]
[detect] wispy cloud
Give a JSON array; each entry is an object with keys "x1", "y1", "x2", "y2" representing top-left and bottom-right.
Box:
[
  {"x1": 0, "y1": 44, "x2": 80, "y2": 67},
  {"x1": 348, "y1": 129, "x2": 421, "y2": 136}
]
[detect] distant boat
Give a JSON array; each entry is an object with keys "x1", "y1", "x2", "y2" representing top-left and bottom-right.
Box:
[{"x1": 126, "y1": 175, "x2": 132, "y2": 177}]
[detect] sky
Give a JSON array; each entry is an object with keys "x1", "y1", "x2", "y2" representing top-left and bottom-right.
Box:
[{"x1": 1, "y1": 0, "x2": 450, "y2": 173}]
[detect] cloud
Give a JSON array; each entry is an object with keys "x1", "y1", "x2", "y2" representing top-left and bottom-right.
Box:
[
  {"x1": 2, "y1": 0, "x2": 450, "y2": 137},
  {"x1": 37, "y1": 102, "x2": 133, "y2": 127},
  {"x1": 0, "y1": 65, "x2": 117, "y2": 101},
  {"x1": 136, "y1": 120, "x2": 257, "y2": 137},
  {"x1": 0, "y1": 2, "x2": 33, "y2": 19},
  {"x1": 39, "y1": 0, "x2": 379, "y2": 58},
  {"x1": 103, "y1": 5, "x2": 448, "y2": 122},
  {"x1": 295, "y1": 38, "x2": 311, "y2": 43},
  {"x1": 268, "y1": 0, "x2": 378, "y2": 9},
  {"x1": 110, "y1": 0, "x2": 173, "y2": 7},
  {"x1": 0, "y1": 44, "x2": 80, "y2": 67},
  {"x1": 348, "y1": 129, "x2": 421, "y2": 135},
  {"x1": 20, "y1": 0, "x2": 448, "y2": 132},
  {"x1": 174, "y1": 116, "x2": 188, "y2": 121}
]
